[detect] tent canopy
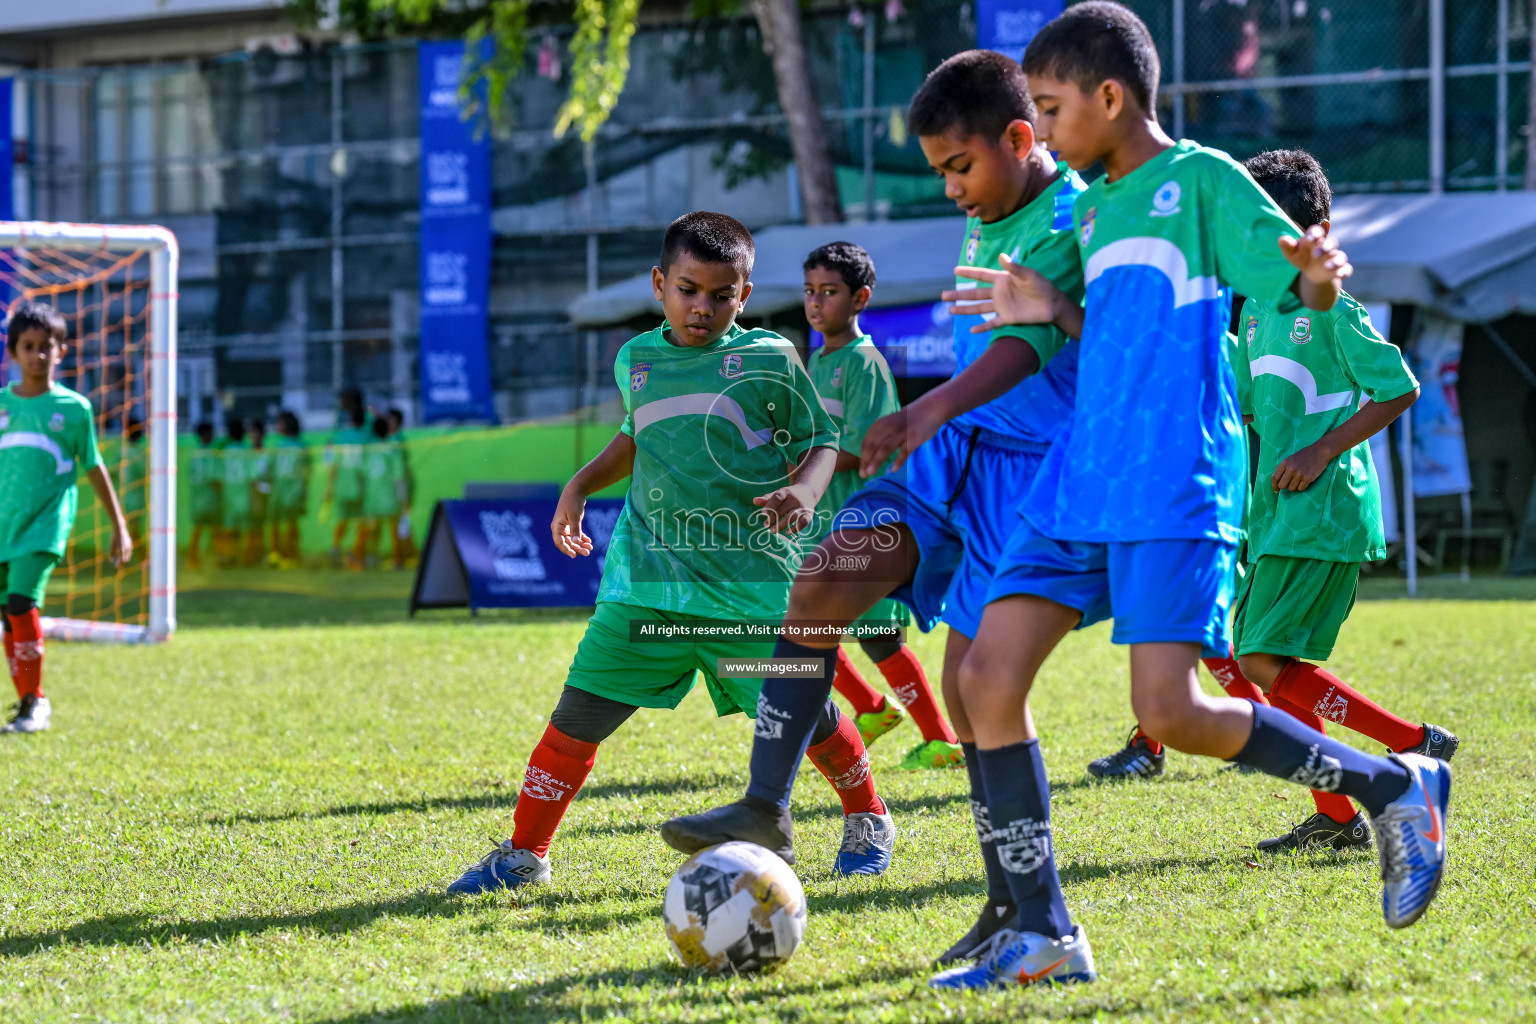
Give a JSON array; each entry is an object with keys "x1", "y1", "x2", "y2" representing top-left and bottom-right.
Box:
[{"x1": 568, "y1": 192, "x2": 1536, "y2": 327}]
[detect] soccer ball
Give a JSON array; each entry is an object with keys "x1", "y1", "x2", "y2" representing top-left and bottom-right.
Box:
[{"x1": 662, "y1": 841, "x2": 807, "y2": 974}]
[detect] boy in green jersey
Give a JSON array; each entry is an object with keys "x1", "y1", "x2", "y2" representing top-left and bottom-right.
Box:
[
  {"x1": 362, "y1": 415, "x2": 406, "y2": 569},
  {"x1": 0, "y1": 301, "x2": 131, "y2": 733},
  {"x1": 269, "y1": 411, "x2": 311, "y2": 568},
  {"x1": 928, "y1": 5, "x2": 1451, "y2": 986},
  {"x1": 447, "y1": 212, "x2": 897, "y2": 894},
  {"x1": 187, "y1": 421, "x2": 222, "y2": 569},
  {"x1": 801, "y1": 241, "x2": 962, "y2": 770},
  {"x1": 119, "y1": 416, "x2": 148, "y2": 549},
  {"x1": 219, "y1": 419, "x2": 250, "y2": 568},
  {"x1": 246, "y1": 419, "x2": 272, "y2": 566},
  {"x1": 325, "y1": 406, "x2": 370, "y2": 569},
  {"x1": 384, "y1": 408, "x2": 417, "y2": 566}
]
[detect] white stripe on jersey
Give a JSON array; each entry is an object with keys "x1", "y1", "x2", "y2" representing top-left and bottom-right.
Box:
[
  {"x1": 0, "y1": 431, "x2": 75, "y2": 475},
  {"x1": 1249, "y1": 354, "x2": 1355, "y2": 414},
  {"x1": 632, "y1": 393, "x2": 776, "y2": 449},
  {"x1": 1084, "y1": 236, "x2": 1220, "y2": 309}
]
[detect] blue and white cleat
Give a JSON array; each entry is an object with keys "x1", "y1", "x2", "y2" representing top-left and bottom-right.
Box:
[
  {"x1": 447, "y1": 840, "x2": 551, "y2": 895},
  {"x1": 832, "y1": 810, "x2": 895, "y2": 877},
  {"x1": 929, "y1": 925, "x2": 1096, "y2": 990},
  {"x1": 1373, "y1": 752, "x2": 1451, "y2": 928}
]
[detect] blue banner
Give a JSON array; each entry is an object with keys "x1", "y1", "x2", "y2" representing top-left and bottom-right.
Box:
[
  {"x1": 418, "y1": 41, "x2": 497, "y2": 423},
  {"x1": 810, "y1": 302, "x2": 958, "y2": 378},
  {"x1": 437, "y1": 498, "x2": 624, "y2": 608},
  {"x1": 976, "y1": 0, "x2": 1062, "y2": 58},
  {"x1": 0, "y1": 78, "x2": 13, "y2": 221}
]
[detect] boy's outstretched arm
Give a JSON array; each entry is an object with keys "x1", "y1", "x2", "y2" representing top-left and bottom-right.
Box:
[
  {"x1": 946, "y1": 254, "x2": 1086, "y2": 340},
  {"x1": 755, "y1": 445, "x2": 837, "y2": 535},
  {"x1": 1271, "y1": 388, "x2": 1418, "y2": 493},
  {"x1": 552, "y1": 431, "x2": 636, "y2": 558},
  {"x1": 85, "y1": 465, "x2": 133, "y2": 566},
  {"x1": 1281, "y1": 224, "x2": 1353, "y2": 311},
  {"x1": 859, "y1": 336, "x2": 1040, "y2": 476}
]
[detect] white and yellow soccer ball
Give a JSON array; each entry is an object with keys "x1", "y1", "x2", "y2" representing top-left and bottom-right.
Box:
[{"x1": 662, "y1": 841, "x2": 807, "y2": 974}]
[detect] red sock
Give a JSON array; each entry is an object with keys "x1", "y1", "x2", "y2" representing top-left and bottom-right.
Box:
[
  {"x1": 1203, "y1": 654, "x2": 1267, "y2": 704},
  {"x1": 832, "y1": 646, "x2": 886, "y2": 717},
  {"x1": 509, "y1": 723, "x2": 599, "y2": 858},
  {"x1": 1268, "y1": 692, "x2": 1360, "y2": 824},
  {"x1": 875, "y1": 647, "x2": 957, "y2": 744},
  {"x1": 1132, "y1": 725, "x2": 1163, "y2": 756},
  {"x1": 1271, "y1": 660, "x2": 1424, "y2": 752},
  {"x1": 806, "y1": 713, "x2": 886, "y2": 817},
  {"x1": 6, "y1": 609, "x2": 44, "y2": 700},
  {"x1": 3, "y1": 629, "x2": 17, "y2": 699}
]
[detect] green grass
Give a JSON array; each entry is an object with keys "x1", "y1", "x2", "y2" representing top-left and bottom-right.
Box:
[{"x1": 2, "y1": 577, "x2": 1534, "y2": 1022}]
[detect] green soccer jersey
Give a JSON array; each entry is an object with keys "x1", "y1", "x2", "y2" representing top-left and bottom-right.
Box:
[
  {"x1": 271, "y1": 437, "x2": 311, "y2": 516},
  {"x1": 331, "y1": 427, "x2": 370, "y2": 503},
  {"x1": 951, "y1": 161, "x2": 1088, "y2": 443},
  {"x1": 0, "y1": 383, "x2": 103, "y2": 564},
  {"x1": 119, "y1": 439, "x2": 148, "y2": 515},
  {"x1": 1235, "y1": 290, "x2": 1417, "y2": 562},
  {"x1": 363, "y1": 441, "x2": 404, "y2": 517},
  {"x1": 188, "y1": 443, "x2": 223, "y2": 519},
  {"x1": 599, "y1": 321, "x2": 839, "y2": 621},
  {"x1": 221, "y1": 439, "x2": 252, "y2": 521},
  {"x1": 804, "y1": 336, "x2": 900, "y2": 535}
]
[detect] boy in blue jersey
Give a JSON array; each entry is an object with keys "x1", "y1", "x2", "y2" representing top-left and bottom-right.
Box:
[
  {"x1": 662, "y1": 50, "x2": 1089, "y2": 961},
  {"x1": 928, "y1": 2, "x2": 1452, "y2": 990}
]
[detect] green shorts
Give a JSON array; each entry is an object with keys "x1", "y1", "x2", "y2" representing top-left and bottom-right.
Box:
[
  {"x1": 335, "y1": 496, "x2": 366, "y2": 521},
  {"x1": 854, "y1": 596, "x2": 910, "y2": 632},
  {"x1": 191, "y1": 501, "x2": 223, "y2": 528},
  {"x1": 565, "y1": 602, "x2": 780, "y2": 717},
  {"x1": 1232, "y1": 555, "x2": 1360, "y2": 661},
  {"x1": 0, "y1": 552, "x2": 61, "y2": 604}
]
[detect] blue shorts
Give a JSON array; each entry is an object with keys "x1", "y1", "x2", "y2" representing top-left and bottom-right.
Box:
[
  {"x1": 839, "y1": 423, "x2": 1047, "y2": 639},
  {"x1": 986, "y1": 518, "x2": 1237, "y2": 653}
]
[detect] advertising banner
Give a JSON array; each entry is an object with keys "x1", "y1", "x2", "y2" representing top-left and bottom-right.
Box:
[
  {"x1": 1408, "y1": 311, "x2": 1472, "y2": 498},
  {"x1": 418, "y1": 41, "x2": 497, "y2": 423},
  {"x1": 976, "y1": 0, "x2": 1063, "y2": 57},
  {"x1": 410, "y1": 498, "x2": 625, "y2": 612},
  {"x1": 810, "y1": 301, "x2": 958, "y2": 377}
]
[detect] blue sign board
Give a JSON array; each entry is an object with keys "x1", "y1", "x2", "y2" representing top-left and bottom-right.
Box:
[
  {"x1": 810, "y1": 301, "x2": 958, "y2": 378},
  {"x1": 0, "y1": 78, "x2": 13, "y2": 221},
  {"x1": 411, "y1": 498, "x2": 626, "y2": 612},
  {"x1": 417, "y1": 41, "x2": 497, "y2": 423},
  {"x1": 976, "y1": 0, "x2": 1062, "y2": 57}
]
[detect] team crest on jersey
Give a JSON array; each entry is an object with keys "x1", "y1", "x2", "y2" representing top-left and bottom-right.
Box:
[
  {"x1": 1151, "y1": 180, "x2": 1182, "y2": 217},
  {"x1": 630, "y1": 361, "x2": 651, "y2": 391},
  {"x1": 48, "y1": 412, "x2": 64, "y2": 431},
  {"x1": 965, "y1": 224, "x2": 981, "y2": 264},
  {"x1": 1080, "y1": 207, "x2": 1096, "y2": 247},
  {"x1": 831, "y1": 366, "x2": 842, "y2": 387},
  {"x1": 1291, "y1": 317, "x2": 1312, "y2": 343},
  {"x1": 1246, "y1": 318, "x2": 1258, "y2": 345},
  {"x1": 720, "y1": 353, "x2": 744, "y2": 379}
]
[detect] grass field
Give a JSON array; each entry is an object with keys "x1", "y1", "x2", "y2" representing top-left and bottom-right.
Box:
[{"x1": 2, "y1": 572, "x2": 1534, "y2": 1022}]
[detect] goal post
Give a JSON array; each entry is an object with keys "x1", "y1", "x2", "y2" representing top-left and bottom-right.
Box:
[{"x1": 0, "y1": 221, "x2": 178, "y2": 643}]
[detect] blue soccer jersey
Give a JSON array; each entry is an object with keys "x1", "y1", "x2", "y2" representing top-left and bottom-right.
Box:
[
  {"x1": 1021, "y1": 142, "x2": 1303, "y2": 544},
  {"x1": 950, "y1": 163, "x2": 1087, "y2": 444}
]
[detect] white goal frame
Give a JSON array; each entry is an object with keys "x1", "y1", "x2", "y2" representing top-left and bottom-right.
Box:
[{"x1": 0, "y1": 221, "x2": 178, "y2": 643}]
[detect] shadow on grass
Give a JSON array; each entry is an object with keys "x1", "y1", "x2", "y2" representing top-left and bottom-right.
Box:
[
  {"x1": 209, "y1": 773, "x2": 743, "y2": 827},
  {"x1": 0, "y1": 891, "x2": 474, "y2": 959}
]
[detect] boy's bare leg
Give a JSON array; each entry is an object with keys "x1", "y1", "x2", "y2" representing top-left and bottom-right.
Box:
[
  {"x1": 960, "y1": 595, "x2": 1080, "y2": 748},
  {"x1": 1128, "y1": 643, "x2": 1255, "y2": 758},
  {"x1": 940, "y1": 629, "x2": 973, "y2": 743},
  {"x1": 782, "y1": 525, "x2": 921, "y2": 648}
]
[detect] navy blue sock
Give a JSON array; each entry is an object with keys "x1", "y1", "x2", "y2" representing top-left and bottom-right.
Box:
[
  {"x1": 962, "y1": 742, "x2": 1013, "y2": 905},
  {"x1": 975, "y1": 740, "x2": 1072, "y2": 939},
  {"x1": 745, "y1": 637, "x2": 838, "y2": 808},
  {"x1": 1232, "y1": 702, "x2": 1410, "y2": 817}
]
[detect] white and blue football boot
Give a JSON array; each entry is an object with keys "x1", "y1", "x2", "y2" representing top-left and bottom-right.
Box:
[
  {"x1": 447, "y1": 840, "x2": 551, "y2": 895},
  {"x1": 1373, "y1": 752, "x2": 1451, "y2": 928},
  {"x1": 832, "y1": 810, "x2": 895, "y2": 877},
  {"x1": 929, "y1": 924, "x2": 1096, "y2": 990}
]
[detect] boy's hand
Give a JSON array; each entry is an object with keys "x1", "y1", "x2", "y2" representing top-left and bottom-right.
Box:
[
  {"x1": 1271, "y1": 443, "x2": 1334, "y2": 493},
  {"x1": 109, "y1": 520, "x2": 133, "y2": 567},
  {"x1": 861, "y1": 405, "x2": 940, "y2": 476},
  {"x1": 1279, "y1": 225, "x2": 1352, "y2": 285},
  {"x1": 944, "y1": 254, "x2": 1064, "y2": 329},
  {"x1": 551, "y1": 486, "x2": 593, "y2": 558},
  {"x1": 753, "y1": 483, "x2": 819, "y2": 535}
]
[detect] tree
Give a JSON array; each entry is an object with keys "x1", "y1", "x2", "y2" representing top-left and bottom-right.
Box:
[{"x1": 291, "y1": 0, "x2": 844, "y2": 222}]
